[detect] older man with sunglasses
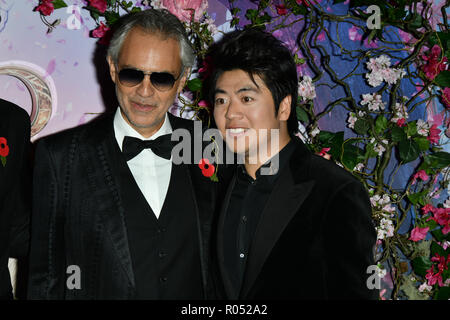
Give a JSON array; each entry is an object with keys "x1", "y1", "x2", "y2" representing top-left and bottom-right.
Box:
[{"x1": 28, "y1": 9, "x2": 219, "y2": 300}]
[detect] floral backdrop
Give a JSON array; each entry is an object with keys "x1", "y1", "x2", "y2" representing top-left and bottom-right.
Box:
[{"x1": 2, "y1": 0, "x2": 449, "y2": 299}]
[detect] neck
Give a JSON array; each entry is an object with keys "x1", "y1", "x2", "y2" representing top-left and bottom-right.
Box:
[{"x1": 244, "y1": 134, "x2": 291, "y2": 179}]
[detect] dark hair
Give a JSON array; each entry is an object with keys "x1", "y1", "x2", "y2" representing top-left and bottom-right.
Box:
[
  {"x1": 107, "y1": 9, "x2": 194, "y2": 71},
  {"x1": 204, "y1": 27, "x2": 299, "y2": 135}
]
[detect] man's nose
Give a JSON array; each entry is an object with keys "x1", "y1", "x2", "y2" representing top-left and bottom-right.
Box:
[
  {"x1": 225, "y1": 99, "x2": 242, "y2": 120},
  {"x1": 136, "y1": 74, "x2": 155, "y2": 97}
]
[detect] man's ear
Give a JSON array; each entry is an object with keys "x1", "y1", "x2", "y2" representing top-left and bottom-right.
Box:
[
  {"x1": 177, "y1": 67, "x2": 190, "y2": 94},
  {"x1": 277, "y1": 95, "x2": 292, "y2": 121},
  {"x1": 107, "y1": 56, "x2": 117, "y2": 84}
]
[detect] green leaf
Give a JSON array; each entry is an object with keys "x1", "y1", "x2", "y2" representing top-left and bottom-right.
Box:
[
  {"x1": 431, "y1": 229, "x2": 446, "y2": 242},
  {"x1": 408, "y1": 13, "x2": 423, "y2": 29},
  {"x1": 412, "y1": 256, "x2": 432, "y2": 277},
  {"x1": 292, "y1": 5, "x2": 308, "y2": 15},
  {"x1": 296, "y1": 106, "x2": 309, "y2": 123},
  {"x1": 131, "y1": 7, "x2": 142, "y2": 13},
  {"x1": 354, "y1": 119, "x2": 370, "y2": 136},
  {"x1": 428, "y1": 32, "x2": 450, "y2": 51},
  {"x1": 434, "y1": 70, "x2": 450, "y2": 87},
  {"x1": 367, "y1": 29, "x2": 377, "y2": 45},
  {"x1": 424, "y1": 152, "x2": 450, "y2": 169},
  {"x1": 245, "y1": 9, "x2": 259, "y2": 22},
  {"x1": 407, "y1": 121, "x2": 417, "y2": 136},
  {"x1": 187, "y1": 78, "x2": 202, "y2": 92},
  {"x1": 408, "y1": 191, "x2": 427, "y2": 206},
  {"x1": 431, "y1": 241, "x2": 446, "y2": 257},
  {"x1": 435, "y1": 287, "x2": 450, "y2": 300},
  {"x1": 414, "y1": 137, "x2": 430, "y2": 151},
  {"x1": 341, "y1": 143, "x2": 365, "y2": 170},
  {"x1": 1, "y1": 156, "x2": 5, "y2": 167},
  {"x1": 52, "y1": 0, "x2": 67, "y2": 9},
  {"x1": 375, "y1": 116, "x2": 388, "y2": 134},
  {"x1": 231, "y1": 8, "x2": 241, "y2": 15},
  {"x1": 318, "y1": 131, "x2": 344, "y2": 160},
  {"x1": 391, "y1": 126, "x2": 407, "y2": 142},
  {"x1": 399, "y1": 139, "x2": 420, "y2": 163},
  {"x1": 104, "y1": 11, "x2": 120, "y2": 25}
]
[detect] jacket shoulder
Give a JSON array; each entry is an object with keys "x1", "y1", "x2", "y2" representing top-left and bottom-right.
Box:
[{"x1": 0, "y1": 98, "x2": 30, "y2": 125}]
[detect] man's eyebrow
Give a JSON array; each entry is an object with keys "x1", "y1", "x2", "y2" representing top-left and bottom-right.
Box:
[
  {"x1": 214, "y1": 86, "x2": 259, "y2": 95},
  {"x1": 236, "y1": 86, "x2": 259, "y2": 94}
]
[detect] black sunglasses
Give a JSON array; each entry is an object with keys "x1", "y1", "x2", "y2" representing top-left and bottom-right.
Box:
[{"x1": 118, "y1": 68, "x2": 181, "y2": 91}]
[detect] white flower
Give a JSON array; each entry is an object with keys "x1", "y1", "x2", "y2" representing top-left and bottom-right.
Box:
[
  {"x1": 445, "y1": 198, "x2": 450, "y2": 209},
  {"x1": 376, "y1": 264, "x2": 387, "y2": 279},
  {"x1": 360, "y1": 93, "x2": 385, "y2": 112},
  {"x1": 418, "y1": 282, "x2": 433, "y2": 293},
  {"x1": 365, "y1": 55, "x2": 405, "y2": 87},
  {"x1": 376, "y1": 218, "x2": 394, "y2": 240},
  {"x1": 298, "y1": 76, "x2": 316, "y2": 101},
  {"x1": 354, "y1": 163, "x2": 365, "y2": 171},
  {"x1": 310, "y1": 127, "x2": 320, "y2": 137},
  {"x1": 391, "y1": 102, "x2": 409, "y2": 123},
  {"x1": 417, "y1": 119, "x2": 429, "y2": 136},
  {"x1": 347, "y1": 112, "x2": 358, "y2": 129},
  {"x1": 204, "y1": 17, "x2": 218, "y2": 35},
  {"x1": 372, "y1": 138, "x2": 388, "y2": 156},
  {"x1": 150, "y1": 0, "x2": 164, "y2": 9}
]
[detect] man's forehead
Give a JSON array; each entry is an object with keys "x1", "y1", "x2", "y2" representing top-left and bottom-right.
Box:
[{"x1": 216, "y1": 70, "x2": 264, "y2": 92}]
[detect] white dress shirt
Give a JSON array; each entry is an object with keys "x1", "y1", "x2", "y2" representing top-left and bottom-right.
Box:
[{"x1": 113, "y1": 108, "x2": 172, "y2": 219}]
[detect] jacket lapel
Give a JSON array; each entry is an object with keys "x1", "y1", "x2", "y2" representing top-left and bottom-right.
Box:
[
  {"x1": 216, "y1": 171, "x2": 238, "y2": 298},
  {"x1": 82, "y1": 114, "x2": 136, "y2": 291},
  {"x1": 239, "y1": 139, "x2": 315, "y2": 298}
]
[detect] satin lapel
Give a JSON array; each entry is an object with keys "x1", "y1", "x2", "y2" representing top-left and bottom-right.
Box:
[
  {"x1": 240, "y1": 142, "x2": 315, "y2": 298},
  {"x1": 84, "y1": 115, "x2": 135, "y2": 290},
  {"x1": 217, "y1": 171, "x2": 238, "y2": 298}
]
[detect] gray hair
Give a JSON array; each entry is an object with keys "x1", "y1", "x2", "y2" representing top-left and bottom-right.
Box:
[{"x1": 107, "y1": 9, "x2": 195, "y2": 71}]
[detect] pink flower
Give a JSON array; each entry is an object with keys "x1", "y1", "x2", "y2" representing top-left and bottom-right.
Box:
[
  {"x1": 35, "y1": 0, "x2": 54, "y2": 16},
  {"x1": 421, "y1": 204, "x2": 435, "y2": 215},
  {"x1": 427, "y1": 208, "x2": 450, "y2": 234},
  {"x1": 425, "y1": 266, "x2": 444, "y2": 287},
  {"x1": 411, "y1": 169, "x2": 429, "y2": 184},
  {"x1": 441, "y1": 87, "x2": 450, "y2": 109},
  {"x1": 421, "y1": 45, "x2": 448, "y2": 81},
  {"x1": 317, "y1": 147, "x2": 331, "y2": 160},
  {"x1": 198, "y1": 100, "x2": 210, "y2": 109},
  {"x1": 427, "y1": 124, "x2": 441, "y2": 144},
  {"x1": 162, "y1": 0, "x2": 208, "y2": 22},
  {"x1": 276, "y1": 5, "x2": 288, "y2": 15},
  {"x1": 396, "y1": 118, "x2": 406, "y2": 127},
  {"x1": 92, "y1": 22, "x2": 110, "y2": 42},
  {"x1": 89, "y1": 0, "x2": 107, "y2": 13},
  {"x1": 409, "y1": 226, "x2": 429, "y2": 241}
]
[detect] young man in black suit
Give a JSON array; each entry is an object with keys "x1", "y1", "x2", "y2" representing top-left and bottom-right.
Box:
[
  {"x1": 0, "y1": 98, "x2": 31, "y2": 299},
  {"x1": 28, "y1": 9, "x2": 218, "y2": 299},
  {"x1": 205, "y1": 28, "x2": 378, "y2": 299}
]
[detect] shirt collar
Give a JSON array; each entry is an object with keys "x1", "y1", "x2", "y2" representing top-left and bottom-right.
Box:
[
  {"x1": 238, "y1": 138, "x2": 296, "y2": 183},
  {"x1": 113, "y1": 107, "x2": 172, "y2": 151}
]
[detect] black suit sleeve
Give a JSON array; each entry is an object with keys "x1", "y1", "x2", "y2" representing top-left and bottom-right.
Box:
[
  {"x1": 28, "y1": 140, "x2": 66, "y2": 299},
  {"x1": 323, "y1": 181, "x2": 379, "y2": 299},
  {"x1": 8, "y1": 126, "x2": 31, "y2": 260}
]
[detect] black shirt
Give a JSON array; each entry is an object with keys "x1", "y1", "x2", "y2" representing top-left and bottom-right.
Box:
[{"x1": 223, "y1": 139, "x2": 296, "y2": 298}]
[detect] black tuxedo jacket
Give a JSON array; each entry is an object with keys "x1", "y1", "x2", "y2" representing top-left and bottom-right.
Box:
[
  {"x1": 216, "y1": 138, "x2": 378, "y2": 299},
  {"x1": 0, "y1": 99, "x2": 31, "y2": 299},
  {"x1": 28, "y1": 112, "x2": 219, "y2": 299}
]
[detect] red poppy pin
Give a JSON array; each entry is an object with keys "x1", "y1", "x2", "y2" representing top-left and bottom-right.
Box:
[
  {"x1": 0, "y1": 137, "x2": 9, "y2": 167},
  {"x1": 198, "y1": 158, "x2": 218, "y2": 182}
]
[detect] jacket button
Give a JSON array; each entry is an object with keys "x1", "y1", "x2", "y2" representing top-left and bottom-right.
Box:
[
  {"x1": 158, "y1": 251, "x2": 167, "y2": 258},
  {"x1": 160, "y1": 277, "x2": 167, "y2": 283}
]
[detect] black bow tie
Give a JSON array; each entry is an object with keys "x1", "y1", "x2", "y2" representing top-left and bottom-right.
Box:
[{"x1": 122, "y1": 134, "x2": 173, "y2": 161}]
